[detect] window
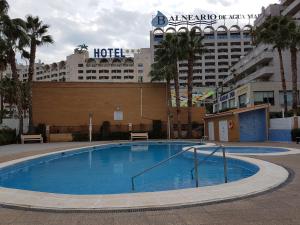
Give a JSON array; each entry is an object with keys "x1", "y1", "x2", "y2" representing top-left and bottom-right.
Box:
[
  {"x1": 138, "y1": 63, "x2": 143, "y2": 67},
  {"x1": 138, "y1": 70, "x2": 143, "y2": 73},
  {"x1": 205, "y1": 56, "x2": 215, "y2": 60},
  {"x1": 219, "y1": 75, "x2": 228, "y2": 79},
  {"x1": 205, "y1": 69, "x2": 215, "y2": 73},
  {"x1": 222, "y1": 101, "x2": 227, "y2": 110},
  {"x1": 205, "y1": 82, "x2": 215, "y2": 86},
  {"x1": 231, "y1": 48, "x2": 241, "y2": 52},
  {"x1": 254, "y1": 91, "x2": 274, "y2": 105},
  {"x1": 218, "y1": 55, "x2": 228, "y2": 59},
  {"x1": 218, "y1": 42, "x2": 228, "y2": 46},
  {"x1": 205, "y1": 62, "x2": 215, "y2": 66},
  {"x1": 279, "y1": 91, "x2": 299, "y2": 106},
  {"x1": 231, "y1": 55, "x2": 241, "y2": 59},
  {"x1": 238, "y1": 94, "x2": 247, "y2": 108},
  {"x1": 204, "y1": 43, "x2": 215, "y2": 46},
  {"x1": 218, "y1": 62, "x2": 228, "y2": 66},
  {"x1": 218, "y1": 49, "x2": 228, "y2": 53},
  {"x1": 229, "y1": 99, "x2": 235, "y2": 108},
  {"x1": 78, "y1": 64, "x2": 84, "y2": 67},
  {"x1": 78, "y1": 76, "x2": 84, "y2": 80},
  {"x1": 193, "y1": 69, "x2": 202, "y2": 73},
  {"x1": 231, "y1": 42, "x2": 241, "y2": 46},
  {"x1": 218, "y1": 68, "x2": 228, "y2": 73},
  {"x1": 179, "y1": 63, "x2": 188, "y2": 67},
  {"x1": 205, "y1": 75, "x2": 216, "y2": 79}
]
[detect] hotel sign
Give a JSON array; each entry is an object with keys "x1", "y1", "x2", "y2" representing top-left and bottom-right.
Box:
[
  {"x1": 152, "y1": 11, "x2": 259, "y2": 27},
  {"x1": 94, "y1": 48, "x2": 125, "y2": 58}
]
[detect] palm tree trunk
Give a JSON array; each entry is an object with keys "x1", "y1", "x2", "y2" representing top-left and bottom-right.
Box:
[
  {"x1": 166, "y1": 79, "x2": 174, "y2": 139},
  {"x1": 0, "y1": 71, "x2": 3, "y2": 124},
  {"x1": 187, "y1": 53, "x2": 194, "y2": 138},
  {"x1": 173, "y1": 63, "x2": 182, "y2": 138},
  {"x1": 291, "y1": 46, "x2": 298, "y2": 128},
  {"x1": 8, "y1": 49, "x2": 24, "y2": 137},
  {"x1": 28, "y1": 41, "x2": 36, "y2": 133},
  {"x1": 278, "y1": 48, "x2": 288, "y2": 114}
]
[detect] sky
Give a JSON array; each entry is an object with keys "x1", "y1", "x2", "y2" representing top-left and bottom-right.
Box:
[{"x1": 7, "y1": 0, "x2": 279, "y2": 64}]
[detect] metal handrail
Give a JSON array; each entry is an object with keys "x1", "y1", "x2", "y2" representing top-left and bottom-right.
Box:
[
  {"x1": 131, "y1": 146, "x2": 197, "y2": 191},
  {"x1": 190, "y1": 145, "x2": 228, "y2": 183}
]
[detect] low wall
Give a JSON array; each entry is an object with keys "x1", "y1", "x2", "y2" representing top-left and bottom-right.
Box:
[
  {"x1": 269, "y1": 129, "x2": 292, "y2": 142},
  {"x1": 269, "y1": 117, "x2": 300, "y2": 142},
  {"x1": 49, "y1": 133, "x2": 73, "y2": 142}
]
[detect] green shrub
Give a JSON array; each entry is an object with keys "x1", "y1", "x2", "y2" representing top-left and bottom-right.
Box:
[
  {"x1": 109, "y1": 132, "x2": 130, "y2": 140},
  {"x1": 100, "y1": 121, "x2": 111, "y2": 140},
  {"x1": 291, "y1": 129, "x2": 300, "y2": 141},
  {"x1": 0, "y1": 128, "x2": 17, "y2": 145},
  {"x1": 72, "y1": 132, "x2": 89, "y2": 141},
  {"x1": 151, "y1": 120, "x2": 162, "y2": 139},
  {"x1": 35, "y1": 123, "x2": 47, "y2": 142}
]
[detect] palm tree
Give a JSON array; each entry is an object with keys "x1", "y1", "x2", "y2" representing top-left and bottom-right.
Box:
[
  {"x1": 255, "y1": 16, "x2": 290, "y2": 114},
  {"x1": 180, "y1": 29, "x2": 205, "y2": 138},
  {"x1": 0, "y1": 0, "x2": 9, "y2": 123},
  {"x1": 150, "y1": 59, "x2": 175, "y2": 138},
  {"x1": 288, "y1": 23, "x2": 300, "y2": 120},
  {"x1": 151, "y1": 33, "x2": 183, "y2": 138},
  {"x1": 0, "y1": 15, "x2": 28, "y2": 136},
  {"x1": 0, "y1": 77, "x2": 17, "y2": 117},
  {"x1": 0, "y1": 53, "x2": 8, "y2": 123},
  {"x1": 0, "y1": 0, "x2": 9, "y2": 17},
  {"x1": 25, "y1": 15, "x2": 53, "y2": 133}
]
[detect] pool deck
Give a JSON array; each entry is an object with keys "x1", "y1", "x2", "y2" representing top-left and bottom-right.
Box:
[{"x1": 0, "y1": 141, "x2": 300, "y2": 225}]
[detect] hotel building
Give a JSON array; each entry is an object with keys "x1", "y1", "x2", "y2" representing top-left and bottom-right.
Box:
[
  {"x1": 214, "y1": 0, "x2": 300, "y2": 113},
  {"x1": 4, "y1": 48, "x2": 152, "y2": 83},
  {"x1": 150, "y1": 24, "x2": 255, "y2": 89}
]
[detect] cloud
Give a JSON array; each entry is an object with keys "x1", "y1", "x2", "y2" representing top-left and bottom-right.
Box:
[{"x1": 7, "y1": 0, "x2": 277, "y2": 63}]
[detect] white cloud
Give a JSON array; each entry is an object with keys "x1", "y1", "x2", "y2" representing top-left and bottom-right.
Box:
[{"x1": 7, "y1": 0, "x2": 278, "y2": 63}]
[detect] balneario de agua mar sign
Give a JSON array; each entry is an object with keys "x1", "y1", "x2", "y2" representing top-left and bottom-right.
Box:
[{"x1": 151, "y1": 11, "x2": 260, "y2": 28}]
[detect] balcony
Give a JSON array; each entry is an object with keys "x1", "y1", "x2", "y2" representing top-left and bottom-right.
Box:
[
  {"x1": 236, "y1": 66, "x2": 274, "y2": 87},
  {"x1": 281, "y1": 0, "x2": 300, "y2": 16}
]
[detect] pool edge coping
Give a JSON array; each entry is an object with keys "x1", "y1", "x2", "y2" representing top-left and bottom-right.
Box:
[{"x1": 0, "y1": 142, "x2": 290, "y2": 211}]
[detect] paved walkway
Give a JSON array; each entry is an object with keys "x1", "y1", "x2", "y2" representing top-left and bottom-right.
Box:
[{"x1": 0, "y1": 141, "x2": 299, "y2": 225}]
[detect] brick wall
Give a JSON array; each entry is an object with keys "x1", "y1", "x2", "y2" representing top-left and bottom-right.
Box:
[{"x1": 32, "y1": 82, "x2": 206, "y2": 132}]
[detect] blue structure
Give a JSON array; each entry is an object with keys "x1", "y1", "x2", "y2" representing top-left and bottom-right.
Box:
[
  {"x1": 239, "y1": 109, "x2": 267, "y2": 142},
  {"x1": 269, "y1": 129, "x2": 292, "y2": 142}
]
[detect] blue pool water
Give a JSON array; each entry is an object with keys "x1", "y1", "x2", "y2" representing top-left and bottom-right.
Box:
[{"x1": 0, "y1": 142, "x2": 260, "y2": 195}]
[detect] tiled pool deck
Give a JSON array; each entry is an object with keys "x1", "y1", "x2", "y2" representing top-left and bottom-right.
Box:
[{"x1": 0, "y1": 141, "x2": 300, "y2": 225}]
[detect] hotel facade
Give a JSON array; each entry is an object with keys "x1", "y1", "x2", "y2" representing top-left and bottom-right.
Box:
[{"x1": 214, "y1": 0, "x2": 300, "y2": 113}]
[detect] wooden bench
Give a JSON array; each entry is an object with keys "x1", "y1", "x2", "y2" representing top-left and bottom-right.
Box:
[
  {"x1": 21, "y1": 134, "x2": 43, "y2": 144},
  {"x1": 130, "y1": 132, "x2": 148, "y2": 141}
]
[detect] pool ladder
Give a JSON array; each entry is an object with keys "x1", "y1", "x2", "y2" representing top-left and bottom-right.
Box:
[{"x1": 130, "y1": 145, "x2": 228, "y2": 191}]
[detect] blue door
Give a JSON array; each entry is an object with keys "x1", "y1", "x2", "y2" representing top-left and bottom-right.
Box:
[{"x1": 239, "y1": 109, "x2": 267, "y2": 142}]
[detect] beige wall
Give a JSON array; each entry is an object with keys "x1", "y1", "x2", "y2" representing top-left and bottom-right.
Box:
[
  {"x1": 32, "y1": 82, "x2": 206, "y2": 133},
  {"x1": 204, "y1": 114, "x2": 240, "y2": 142}
]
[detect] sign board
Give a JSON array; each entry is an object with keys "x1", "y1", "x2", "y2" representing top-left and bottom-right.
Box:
[
  {"x1": 94, "y1": 48, "x2": 125, "y2": 58},
  {"x1": 152, "y1": 11, "x2": 260, "y2": 28},
  {"x1": 114, "y1": 111, "x2": 123, "y2": 121}
]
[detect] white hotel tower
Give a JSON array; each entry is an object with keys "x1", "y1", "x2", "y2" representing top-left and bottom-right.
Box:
[
  {"x1": 4, "y1": 48, "x2": 152, "y2": 83},
  {"x1": 150, "y1": 24, "x2": 255, "y2": 88}
]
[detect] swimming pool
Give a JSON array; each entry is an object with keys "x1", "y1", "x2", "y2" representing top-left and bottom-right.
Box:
[
  {"x1": 201, "y1": 146, "x2": 290, "y2": 154},
  {"x1": 0, "y1": 142, "x2": 259, "y2": 195}
]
